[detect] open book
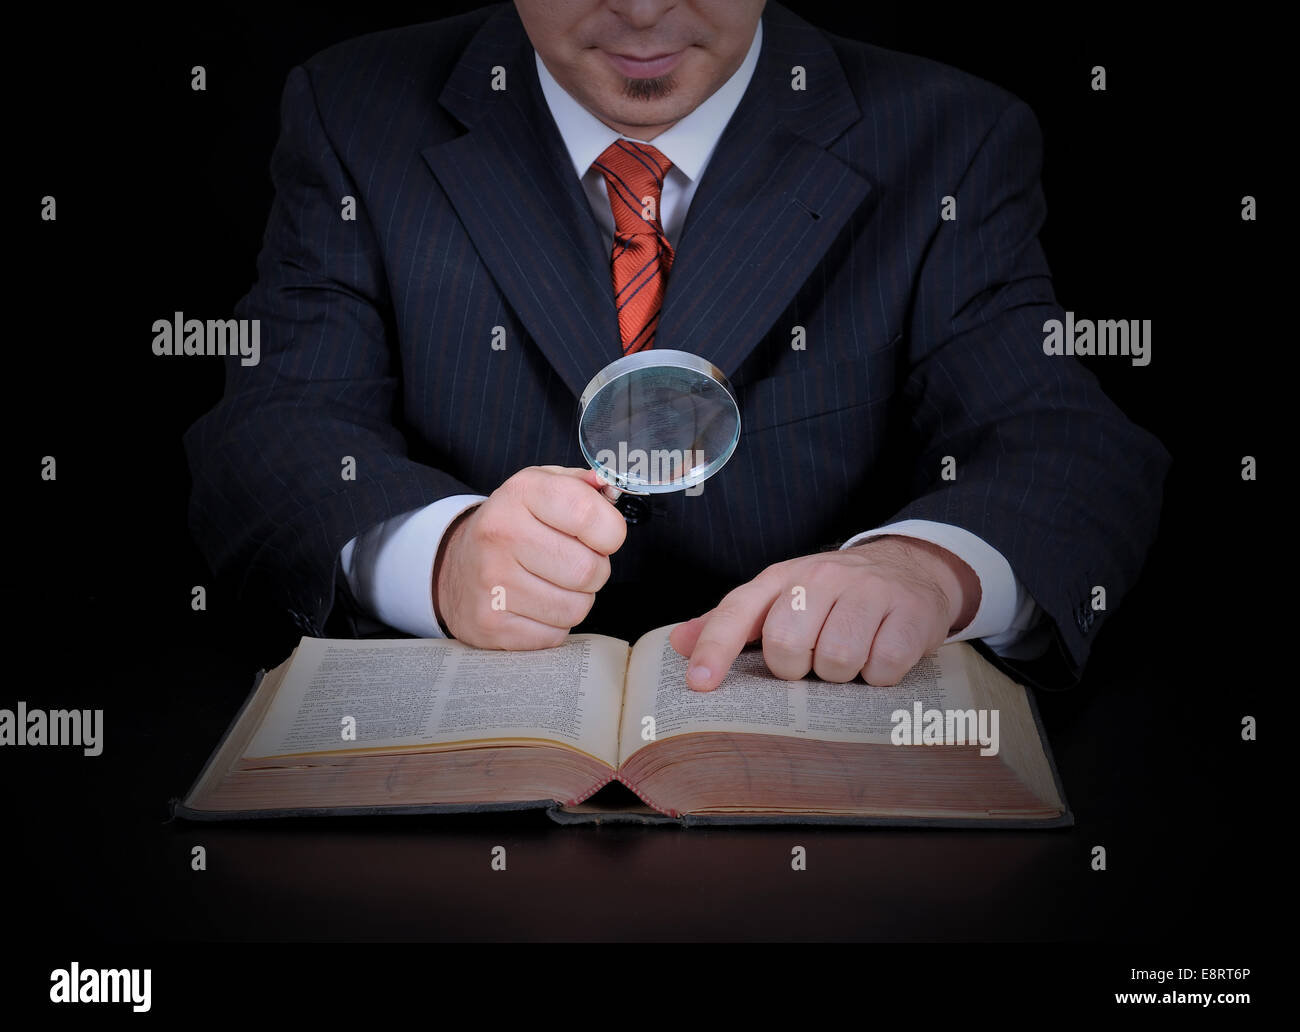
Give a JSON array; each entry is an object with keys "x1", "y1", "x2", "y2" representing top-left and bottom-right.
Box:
[{"x1": 174, "y1": 623, "x2": 1070, "y2": 827}]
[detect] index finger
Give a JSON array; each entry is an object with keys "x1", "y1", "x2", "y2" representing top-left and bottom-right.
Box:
[
  {"x1": 521, "y1": 469, "x2": 627, "y2": 555},
  {"x1": 685, "y1": 576, "x2": 784, "y2": 692},
  {"x1": 535, "y1": 465, "x2": 604, "y2": 484}
]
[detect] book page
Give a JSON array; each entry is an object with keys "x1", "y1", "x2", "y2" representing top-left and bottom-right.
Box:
[
  {"x1": 244, "y1": 634, "x2": 629, "y2": 769},
  {"x1": 618, "y1": 623, "x2": 975, "y2": 765},
  {"x1": 961, "y1": 646, "x2": 1064, "y2": 811}
]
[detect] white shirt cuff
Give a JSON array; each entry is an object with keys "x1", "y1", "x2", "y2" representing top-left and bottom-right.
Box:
[
  {"x1": 339, "y1": 495, "x2": 487, "y2": 638},
  {"x1": 839, "y1": 519, "x2": 1046, "y2": 655}
]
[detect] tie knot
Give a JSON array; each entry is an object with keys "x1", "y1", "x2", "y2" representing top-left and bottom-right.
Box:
[{"x1": 593, "y1": 140, "x2": 672, "y2": 237}]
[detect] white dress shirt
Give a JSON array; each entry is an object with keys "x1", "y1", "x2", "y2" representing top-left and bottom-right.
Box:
[{"x1": 341, "y1": 19, "x2": 1048, "y2": 659}]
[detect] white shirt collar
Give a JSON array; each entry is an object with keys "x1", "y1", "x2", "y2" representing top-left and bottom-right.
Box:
[{"x1": 535, "y1": 18, "x2": 763, "y2": 183}]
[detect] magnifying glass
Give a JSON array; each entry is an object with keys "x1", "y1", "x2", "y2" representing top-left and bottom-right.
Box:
[{"x1": 577, "y1": 349, "x2": 741, "y2": 523}]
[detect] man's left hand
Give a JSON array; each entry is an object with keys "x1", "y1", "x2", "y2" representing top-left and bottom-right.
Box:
[{"x1": 669, "y1": 536, "x2": 981, "y2": 690}]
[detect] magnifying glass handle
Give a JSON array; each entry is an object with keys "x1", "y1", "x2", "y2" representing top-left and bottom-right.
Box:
[
  {"x1": 600, "y1": 484, "x2": 651, "y2": 524},
  {"x1": 616, "y1": 494, "x2": 651, "y2": 523}
]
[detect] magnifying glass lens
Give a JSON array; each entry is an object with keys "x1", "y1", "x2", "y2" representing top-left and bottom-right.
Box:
[{"x1": 577, "y1": 350, "x2": 741, "y2": 497}]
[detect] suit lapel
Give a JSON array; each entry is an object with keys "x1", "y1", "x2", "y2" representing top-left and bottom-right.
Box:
[
  {"x1": 423, "y1": 7, "x2": 618, "y2": 400},
  {"x1": 658, "y1": 4, "x2": 871, "y2": 378},
  {"x1": 423, "y1": 2, "x2": 871, "y2": 396}
]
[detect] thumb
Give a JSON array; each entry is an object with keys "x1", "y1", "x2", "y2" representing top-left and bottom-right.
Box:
[{"x1": 535, "y1": 465, "x2": 609, "y2": 491}]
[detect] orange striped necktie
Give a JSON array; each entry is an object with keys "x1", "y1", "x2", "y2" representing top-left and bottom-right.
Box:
[{"x1": 592, "y1": 140, "x2": 674, "y2": 354}]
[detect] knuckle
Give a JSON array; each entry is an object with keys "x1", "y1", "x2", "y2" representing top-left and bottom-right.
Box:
[
  {"x1": 859, "y1": 570, "x2": 894, "y2": 596},
  {"x1": 605, "y1": 513, "x2": 629, "y2": 550},
  {"x1": 564, "y1": 592, "x2": 596, "y2": 626},
  {"x1": 893, "y1": 617, "x2": 928, "y2": 653},
  {"x1": 754, "y1": 560, "x2": 792, "y2": 585},
  {"x1": 570, "y1": 549, "x2": 602, "y2": 587},
  {"x1": 762, "y1": 623, "x2": 807, "y2": 654},
  {"x1": 904, "y1": 595, "x2": 945, "y2": 633},
  {"x1": 693, "y1": 631, "x2": 733, "y2": 657},
  {"x1": 538, "y1": 627, "x2": 569, "y2": 649},
  {"x1": 816, "y1": 640, "x2": 859, "y2": 670},
  {"x1": 502, "y1": 469, "x2": 533, "y2": 497},
  {"x1": 474, "y1": 507, "x2": 509, "y2": 546},
  {"x1": 507, "y1": 616, "x2": 560, "y2": 650},
  {"x1": 765, "y1": 653, "x2": 811, "y2": 681},
  {"x1": 870, "y1": 636, "x2": 916, "y2": 674},
  {"x1": 569, "y1": 492, "x2": 600, "y2": 529},
  {"x1": 813, "y1": 656, "x2": 857, "y2": 682},
  {"x1": 715, "y1": 587, "x2": 755, "y2": 616},
  {"x1": 807, "y1": 558, "x2": 843, "y2": 581}
]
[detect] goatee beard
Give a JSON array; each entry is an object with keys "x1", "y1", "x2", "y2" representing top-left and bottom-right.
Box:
[{"x1": 623, "y1": 73, "x2": 677, "y2": 102}]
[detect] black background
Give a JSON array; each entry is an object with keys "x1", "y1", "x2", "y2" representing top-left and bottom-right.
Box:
[{"x1": 4, "y1": 0, "x2": 1278, "y2": 1002}]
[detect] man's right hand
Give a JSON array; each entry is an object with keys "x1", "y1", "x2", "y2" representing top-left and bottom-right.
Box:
[{"x1": 433, "y1": 466, "x2": 628, "y2": 649}]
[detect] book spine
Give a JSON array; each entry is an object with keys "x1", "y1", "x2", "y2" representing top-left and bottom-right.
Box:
[{"x1": 613, "y1": 771, "x2": 679, "y2": 818}]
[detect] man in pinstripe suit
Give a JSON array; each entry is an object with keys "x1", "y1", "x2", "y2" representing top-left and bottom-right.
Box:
[{"x1": 185, "y1": 1, "x2": 1169, "y2": 692}]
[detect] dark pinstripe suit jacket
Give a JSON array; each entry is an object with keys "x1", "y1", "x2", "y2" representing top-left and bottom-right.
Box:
[{"x1": 184, "y1": 2, "x2": 1170, "y2": 688}]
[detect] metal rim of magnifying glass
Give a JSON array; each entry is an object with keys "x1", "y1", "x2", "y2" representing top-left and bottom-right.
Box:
[{"x1": 577, "y1": 348, "x2": 741, "y2": 495}]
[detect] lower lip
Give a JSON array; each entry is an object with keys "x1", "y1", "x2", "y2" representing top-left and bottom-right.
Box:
[{"x1": 604, "y1": 50, "x2": 684, "y2": 78}]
